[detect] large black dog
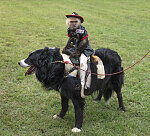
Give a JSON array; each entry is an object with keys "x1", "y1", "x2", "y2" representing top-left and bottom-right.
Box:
[{"x1": 18, "y1": 47, "x2": 125, "y2": 133}]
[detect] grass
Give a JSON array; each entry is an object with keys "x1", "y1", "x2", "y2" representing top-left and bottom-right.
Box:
[{"x1": 0, "y1": 0, "x2": 150, "y2": 135}]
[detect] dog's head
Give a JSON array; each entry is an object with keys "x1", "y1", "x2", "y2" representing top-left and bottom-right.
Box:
[{"x1": 18, "y1": 47, "x2": 62, "y2": 76}]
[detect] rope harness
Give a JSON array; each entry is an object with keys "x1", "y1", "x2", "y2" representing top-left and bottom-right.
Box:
[{"x1": 52, "y1": 49, "x2": 150, "y2": 76}]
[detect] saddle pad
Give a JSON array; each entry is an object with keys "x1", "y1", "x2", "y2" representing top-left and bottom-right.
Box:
[
  {"x1": 62, "y1": 54, "x2": 78, "y2": 77},
  {"x1": 97, "y1": 57, "x2": 105, "y2": 79},
  {"x1": 62, "y1": 53, "x2": 105, "y2": 79}
]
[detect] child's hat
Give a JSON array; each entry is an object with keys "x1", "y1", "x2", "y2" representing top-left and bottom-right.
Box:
[{"x1": 65, "y1": 12, "x2": 84, "y2": 23}]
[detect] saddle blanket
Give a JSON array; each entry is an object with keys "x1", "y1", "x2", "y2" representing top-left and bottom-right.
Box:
[{"x1": 62, "y1": 54, "x2": 105, "y2": 89}]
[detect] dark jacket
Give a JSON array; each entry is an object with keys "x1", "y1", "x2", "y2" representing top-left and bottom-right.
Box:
[{"x1": 63, "y1": 25, "x2": 93, "y2": 57}]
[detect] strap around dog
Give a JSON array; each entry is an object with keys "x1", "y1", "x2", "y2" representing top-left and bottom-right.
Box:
[{"x1": 64, "y1": 67, "x2": 78, "y2": 78}]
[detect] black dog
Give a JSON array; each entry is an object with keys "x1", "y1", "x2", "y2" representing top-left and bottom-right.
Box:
[{"x1": 18, "y1": 47, "x2": 125, "y2": 133}]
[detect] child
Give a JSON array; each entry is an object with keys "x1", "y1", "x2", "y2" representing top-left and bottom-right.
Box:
[{"x1": 62, "y1": 12, "x2": 93, "y2": 98}]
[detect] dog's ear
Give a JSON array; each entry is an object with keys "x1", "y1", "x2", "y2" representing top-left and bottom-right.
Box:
[
  {"x1": 43, "y1": 47, "x2": 50, "y2": 53},
  {"x1": 37, "y1": 47, "x2": 50, "y2": 67},
  {"x1": 42, "y1": 47, "x2": 52, "y2": 56},
  {"x1": 53, "y1": 48, "x2": 60, "y2": 55},
  {"x1": 42, "y1": 47, "x2": 60, "y2": 56}
]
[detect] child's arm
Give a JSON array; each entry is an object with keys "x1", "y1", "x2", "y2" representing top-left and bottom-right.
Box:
[{"x1": 73, "y1": 37, "x2": 88, "y2": 57}]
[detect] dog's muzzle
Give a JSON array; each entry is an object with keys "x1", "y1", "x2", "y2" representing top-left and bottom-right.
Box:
[
  {"x1": 18, "y1": 59, "x2": 30, "y2": 68},
  {"x1": 18, "y1": 59, "x2": 35, "y2": 76}
]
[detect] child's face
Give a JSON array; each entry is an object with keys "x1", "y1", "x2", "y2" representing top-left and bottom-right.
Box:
[{"x1": 66, "y1": 17, "x2": 81, "y2": 30}]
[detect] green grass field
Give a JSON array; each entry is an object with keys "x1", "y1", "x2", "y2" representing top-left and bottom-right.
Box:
[{"x1": 0, "y1": 0, "x2": 150, "y2": 135}]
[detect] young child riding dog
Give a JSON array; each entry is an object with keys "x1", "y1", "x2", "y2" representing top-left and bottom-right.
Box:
[{"x1": 62, "y1": 12, "x2": 94, "y2": 98}]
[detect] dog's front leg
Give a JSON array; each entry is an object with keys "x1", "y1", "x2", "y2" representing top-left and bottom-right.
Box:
[
  {"x1": 53, "y1": 95, "x2": 69, "y2": 119},
  {"x1": 71, "y1": 98, "x2": 85, "y2": 132}
]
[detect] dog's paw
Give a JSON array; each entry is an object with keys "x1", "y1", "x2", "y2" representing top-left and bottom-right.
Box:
[
  {"x1": 72, "y1": 127, "x2": 81, "y2": 133},
  {"x1": 53, "y1": 114, "x2": 59, "y2": 119},
  {"x1": 118, "y1": 107, "x2": 125, "y2": 112},
  {"x1": 120, "y1": 108, "x2": 125, "y2": 112}
]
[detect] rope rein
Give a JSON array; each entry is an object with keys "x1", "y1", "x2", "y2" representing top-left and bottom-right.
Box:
[{"x1": 53, "y1": 49, "x2": 150, "y2": 76}]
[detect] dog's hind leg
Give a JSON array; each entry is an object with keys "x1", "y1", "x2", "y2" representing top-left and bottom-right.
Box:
[
  {"x1": 93, "y1": 89, "x2": 103, "y2": 101},
  {"x1": 113, "y1": 81, "x2": 125, "y2": 111},
  {"x1": 113, "y1": 73, "x2": 125, "y2": 112},
  {"x1": 71, "y1": 97, "x2": 85, "y2": 132},
  {"x1": 93, "y1": 80, "x2": 105, "y2": 101},
  {"x1": 53, "y1": 95, "x2": 69, "y2": 119},
  {"x1": 116, "y1": 91, "x2": 125, "y2": 112}
]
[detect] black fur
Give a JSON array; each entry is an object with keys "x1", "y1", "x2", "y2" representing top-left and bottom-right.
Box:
[{"x1": 20, "y1": 47, "x2": 125, "y2": 130}]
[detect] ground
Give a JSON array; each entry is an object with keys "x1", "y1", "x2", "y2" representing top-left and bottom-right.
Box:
[{"x1": 0, "y1": 0, "x2": 150, "y2": 135}]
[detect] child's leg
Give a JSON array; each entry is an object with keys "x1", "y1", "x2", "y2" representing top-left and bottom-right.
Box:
[{"x1": 79, "y1": 53, "x2": 88, "y2": 98}]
